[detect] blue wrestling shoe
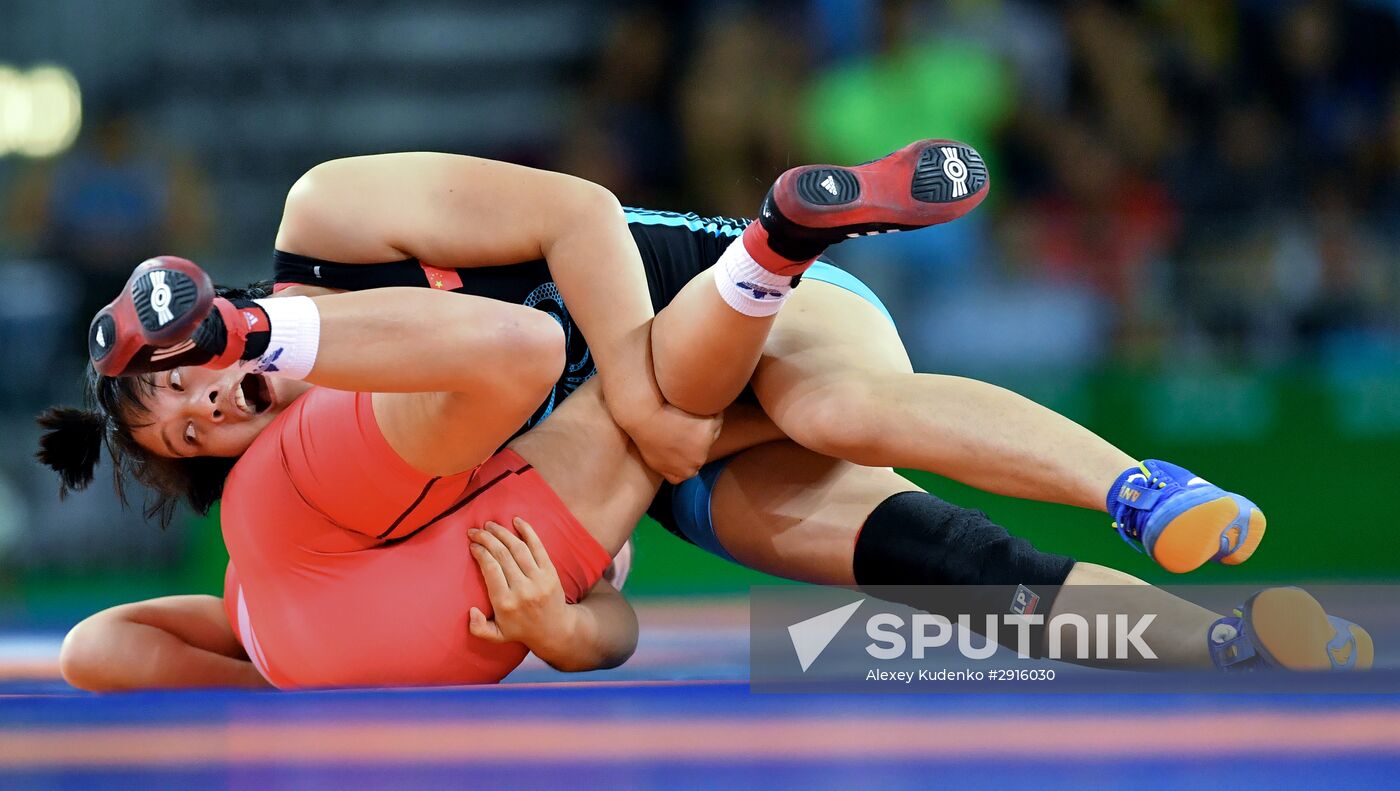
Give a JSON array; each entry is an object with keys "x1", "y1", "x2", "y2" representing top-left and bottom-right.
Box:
[
  {"x1": 1108, "y1": 459, "x2": 1266, "y2": 574},
  {"x1": 1209, "y1": 587, "x2": 1373, "y2": 671}
]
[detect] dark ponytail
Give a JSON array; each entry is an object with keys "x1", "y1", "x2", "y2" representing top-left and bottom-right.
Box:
[{"x1": 35, "y1": 406, "x2": 105, "y2": 495}]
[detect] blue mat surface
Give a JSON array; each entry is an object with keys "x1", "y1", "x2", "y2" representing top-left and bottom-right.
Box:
[{"x1": 3, "y1": 599, "x2": 1397, "y2": 789}]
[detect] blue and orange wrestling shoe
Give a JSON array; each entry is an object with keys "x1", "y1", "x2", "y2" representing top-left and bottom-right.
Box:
[
  {"x1": 1210, "y1": 587, "x2": 1373, "y2": 671},
  {"x1": 1108, "y1": 459, "x2": 1266, "y2": 574}
]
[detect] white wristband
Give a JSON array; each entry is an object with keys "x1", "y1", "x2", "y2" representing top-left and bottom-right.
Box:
[{"x1": 240, "y1": 296, "x2": 321, "y2": 380}]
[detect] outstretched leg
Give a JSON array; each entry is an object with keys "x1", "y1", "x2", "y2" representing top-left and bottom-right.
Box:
[
  {"x1": 704, "y1": 441, "x2": 1365, "y2": 671},
  {"x1": 746, "y1": 281, "x2": 1264, "y2": 574},
  {"x1": 751, "y1": 281, "x2": 1135, "y2": 510},
  {"x1": 708, "y1": 442, "x2": 1211, "y2": 668}
]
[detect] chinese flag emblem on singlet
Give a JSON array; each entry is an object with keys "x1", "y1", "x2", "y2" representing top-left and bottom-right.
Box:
[{"x1": 420, "y1": 263, "x2": 463, "y2": 291}]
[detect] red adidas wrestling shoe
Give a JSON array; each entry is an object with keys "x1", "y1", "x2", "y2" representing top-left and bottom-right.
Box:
[
  {"x1": 769, "y1": 139, "x2": 989, "y2": 237},
  {"x1": 88, "y1": 256, "x2": 217, "y2": 377},
  {"x1": 743, "y1": 139, "x2": 990, "y2": 273}
]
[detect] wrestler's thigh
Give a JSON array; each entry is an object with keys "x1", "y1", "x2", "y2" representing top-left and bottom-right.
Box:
[
  {"x1": 709, "y1": 441, "x2": 920, "y2": 586},
  {"x1": 510, "y1": 379, "x2": 658, "y2": 553},
  {"x1": 751, "y1": 281, "x2": 913, "y2": 421}
]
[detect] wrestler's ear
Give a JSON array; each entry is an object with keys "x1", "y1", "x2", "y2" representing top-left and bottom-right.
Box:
[{"x1": 35, "y1": 406, "x2": 104, "y2": 496}]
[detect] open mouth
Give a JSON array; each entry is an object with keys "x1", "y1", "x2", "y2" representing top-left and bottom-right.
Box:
[{"x1": 232, "y1": 373, "x2": 274, "y2": 415}]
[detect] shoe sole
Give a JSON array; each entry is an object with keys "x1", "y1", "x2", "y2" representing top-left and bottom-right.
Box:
[
  {"x1": 1247, "y1": 588, "x2": 1336, "y2": 671},
  {"x1": 772, "y1": 139, "x2": 989, "y2": 235},
  {"x1": 89, "y1": 256, "x2": 214, "y2": 377},
  {"x1": 1218, "y1": 507, "x2": 1266, "y2": 566},
  {"x1": 1148, "y1": 494, "x2": 1266, "y2": 574},
  {"x1": 1346, "y1": 620, "x2": 1376, "y2": 670}
]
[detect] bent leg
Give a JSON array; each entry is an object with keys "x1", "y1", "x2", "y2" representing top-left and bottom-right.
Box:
[
  {"x1": 61, "y1": 595, "x2": 269, "y2": 691},
  {"x1": 651, "y1": 138, "x2": 989, "y2": 416},
  {"x1": 652, "y1": 264, "x2": 779, "y2": 415}
]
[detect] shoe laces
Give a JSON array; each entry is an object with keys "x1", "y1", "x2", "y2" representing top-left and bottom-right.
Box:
[{"x1": 1111, "y1": 463, "x2": 1171, "y2": 546}]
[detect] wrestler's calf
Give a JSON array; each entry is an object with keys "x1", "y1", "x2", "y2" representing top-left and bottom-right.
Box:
[{"x1": 853, "y1": 491, "x2": 1075, "y2": 657}]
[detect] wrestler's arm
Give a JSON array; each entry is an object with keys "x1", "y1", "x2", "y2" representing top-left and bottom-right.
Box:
[
  {"x1": 274, "y1": 152, "x2": 717, "y2": 482},
  {"x1": 59, "y1": 596, "x2": 269, "y2": 691},
  {"x1": 302, "y1": 287, "x2": 564, "y2": 476},
  {"x1": 540, "y1": 581, "x2": 639, "y2": 672},
  {"x1": 469, "y1": 519, "x2": 638, "y2": 673}
]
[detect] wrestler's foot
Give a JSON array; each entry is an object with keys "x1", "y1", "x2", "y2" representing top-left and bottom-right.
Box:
[
  {"x1": 1109, "y1": 460, "x2": 1266, "y2": 574},
  {"x1": 751, "y1": 139, "x2": 990, "y2": 269},
  {"x1": 1210, "y1": 587, "x2": 1373, "y2": 671},
  {"x1": 89, "y1": 256, "x2": 218, "y2": 376}
]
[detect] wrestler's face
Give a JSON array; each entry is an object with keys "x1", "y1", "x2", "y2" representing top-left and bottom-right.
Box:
[{"x1": 129, "y1": 366, "x2": 308, "y2": 459}]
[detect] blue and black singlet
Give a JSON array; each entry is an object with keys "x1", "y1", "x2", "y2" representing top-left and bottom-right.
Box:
[{"x1": 272, "y1": 208, "x2": 748, "y2": 432}]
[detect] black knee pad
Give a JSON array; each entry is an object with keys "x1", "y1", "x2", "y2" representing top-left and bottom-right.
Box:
[{"x1": 853, "y1": 491, "x2": 1076, "y2": 657}]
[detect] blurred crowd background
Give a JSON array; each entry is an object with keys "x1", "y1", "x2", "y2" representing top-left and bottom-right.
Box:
[{"x1": 1, "y1": 0, "x2": 1397, "y2": 620}]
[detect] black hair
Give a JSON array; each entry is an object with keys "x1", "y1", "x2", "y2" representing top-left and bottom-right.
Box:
[{"x1": 34, "y1": 280, "x2": 274, "y2": 529}]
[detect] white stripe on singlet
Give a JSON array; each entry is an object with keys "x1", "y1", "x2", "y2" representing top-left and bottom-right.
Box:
[{"x1": 235, "y1": 584, "x2": 274, "y2": 684}]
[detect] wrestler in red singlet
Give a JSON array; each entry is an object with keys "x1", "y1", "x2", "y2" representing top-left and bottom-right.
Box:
[{"x1": 219, "y1": 387, "x2": 612, "y2": 689}]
